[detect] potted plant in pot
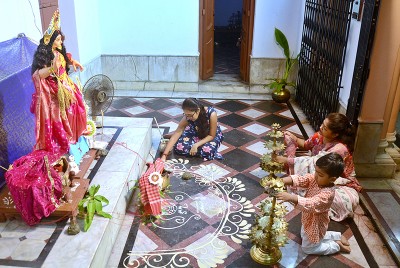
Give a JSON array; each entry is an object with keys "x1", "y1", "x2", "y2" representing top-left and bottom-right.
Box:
[{"x1": 264, "y1": 28, "x2": 299, "y2": 103}]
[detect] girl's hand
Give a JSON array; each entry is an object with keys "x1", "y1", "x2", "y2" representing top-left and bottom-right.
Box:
[
  {"x1": 284, "y1": 131, "x2": 297, "y2": 141},
  {"x1": 272, "y1": 153, "x2": 288, "y2": 164},
  {"x1": 160, "y1": 154, "x2": 167, "y2": 162},
  {"x1": 190, "y1": 143, "x2": 199, "y2": 156}
]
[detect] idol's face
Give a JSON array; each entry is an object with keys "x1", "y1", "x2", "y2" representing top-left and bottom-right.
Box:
[{"x1": 52, "y1": 34, "x2": 62, "y2": 50}]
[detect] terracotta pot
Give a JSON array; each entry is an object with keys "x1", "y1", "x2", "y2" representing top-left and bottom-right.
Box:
[{"x1": 271, "y1": 87, "x2": 291, "y2": 103}]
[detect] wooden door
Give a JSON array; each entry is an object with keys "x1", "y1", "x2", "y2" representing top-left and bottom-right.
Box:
[
  {"x1": 199, "y1": 0, "x2": 215, "y2": 80},
  {"x1": 239, "y1": 0, "x2": 255, "y2": 82}
]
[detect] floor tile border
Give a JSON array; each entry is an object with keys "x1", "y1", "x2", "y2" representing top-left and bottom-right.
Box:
[{"x1": 360, "y1": 189, "x2": 400, "y2": 267}]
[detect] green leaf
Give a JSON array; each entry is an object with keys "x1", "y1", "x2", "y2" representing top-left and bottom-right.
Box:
[
  {"x1": 87, "y1": 201, "x2": 96, "y2": 220},
  {"x1": 94, "y1": 195, "x2": 109, "y2": 205},
  {"x1": 97, "y1": 211, "x2": 112, "y2": 219},
  {"x1": 95, "y1": 200, "x2": 103, "y2": 213},
  {"x1": 78, "y1": 199, "x2": 87, "y2": 208},
  {"x1": 88, "y1": 185, "x2": 96, "y2": 196},
  {"x1": 274, "y1": 28, "x2": 290, "y2": 59},
  {"x1": 84, "y1": 216, "x2": 92, "y2": 232}
]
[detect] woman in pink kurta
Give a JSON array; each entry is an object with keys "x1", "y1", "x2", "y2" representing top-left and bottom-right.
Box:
[{"x1": 275, "y1": 113, "x2": 362, "y2": 222}]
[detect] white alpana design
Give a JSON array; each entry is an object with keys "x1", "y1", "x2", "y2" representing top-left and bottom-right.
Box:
[{"x1": 125, "y1": 159, "x2": 255, "y2": 268}]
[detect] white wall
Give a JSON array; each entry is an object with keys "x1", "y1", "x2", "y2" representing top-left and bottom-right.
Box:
[
  {"x1": 252, "y1": 0, "x2": 305, "y2": 58},
  {"x1": 59, "y1": 0, "x2": 101, "y2": 64},
  {"x1": 98, "y1": 0, "x2": 199, "y2": 56},
  {"x1": 0, "y1": 0, "x2": 42, "y2": 43},
  {"x1": 340, "y1": 20, "x2": 362, "y2": 109}
]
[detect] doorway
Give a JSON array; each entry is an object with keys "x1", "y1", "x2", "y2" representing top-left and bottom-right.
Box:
[
  {"x1": 214, "y1": 0, "x2": 242, "y2": 75},
  {"x1": 199, "y1": 0, "x2": 254, "y2": 82}
]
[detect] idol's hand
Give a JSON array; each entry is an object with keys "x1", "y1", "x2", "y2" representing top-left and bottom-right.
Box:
[{"x1": 71, "y1": 59, "x2": 84, "y2": 72}]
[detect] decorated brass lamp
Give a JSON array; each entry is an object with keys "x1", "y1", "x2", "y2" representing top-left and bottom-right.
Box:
[
  {"x1": 260, "y1": 123, "x2": 285, "y2": 188},
  {"x1": 250, "y1": 123, "x2": 288, "y2": 265}
]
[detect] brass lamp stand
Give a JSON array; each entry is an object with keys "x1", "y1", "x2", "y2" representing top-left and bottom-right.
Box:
[{"x1": 250, "y1": 123, "x2": 288, "y2": 265}]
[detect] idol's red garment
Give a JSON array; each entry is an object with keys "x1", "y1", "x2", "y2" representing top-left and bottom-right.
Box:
[{"x1": 5, "y1": 150, "x2": 63, "y2": 225}]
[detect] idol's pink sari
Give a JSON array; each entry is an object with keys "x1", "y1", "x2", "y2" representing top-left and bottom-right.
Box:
[{"x1": 31, "y1": 51, "x2": 87, "y2": 155}]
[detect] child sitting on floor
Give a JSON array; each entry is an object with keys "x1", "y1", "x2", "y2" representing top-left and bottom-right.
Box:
[{"x1": 275, "y1": 152, "x2": 351, "y2": 255}]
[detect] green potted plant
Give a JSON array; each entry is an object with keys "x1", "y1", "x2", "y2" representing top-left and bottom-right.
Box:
[
  {"x1": 264, "y1": 28, "x2": 299, "y2": 103},
  {"x1": 77, "y1": 184, "x2": 112, "y2": 232}
]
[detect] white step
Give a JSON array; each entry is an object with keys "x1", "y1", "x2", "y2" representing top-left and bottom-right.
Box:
[{"x1": 42, "y1": 117, "x2": 153, "y2": 268}]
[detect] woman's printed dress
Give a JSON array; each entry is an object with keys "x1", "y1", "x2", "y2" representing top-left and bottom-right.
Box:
[{"x1": 174, "y1": 107, "x2": 224, "y2": 160}]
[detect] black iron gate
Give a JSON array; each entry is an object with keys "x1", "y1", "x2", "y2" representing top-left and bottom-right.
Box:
[
  {"x1": 296, "y1": 0, "x2": 354, "y2": 130},
  {"x1": 346, "y1": 0, "x2": 381, "y2": 125}
]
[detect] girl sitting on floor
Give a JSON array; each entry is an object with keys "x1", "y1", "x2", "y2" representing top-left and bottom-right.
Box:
[{"x1": 161, "y1": 98, "x2": 224, "y2": 161}]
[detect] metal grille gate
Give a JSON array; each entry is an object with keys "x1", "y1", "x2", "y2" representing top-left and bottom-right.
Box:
[{"x1": 296, "y1": 0, "x2": 354, "y2": 130}]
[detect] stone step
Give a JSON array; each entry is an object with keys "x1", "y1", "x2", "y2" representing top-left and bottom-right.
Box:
[
  {"x1": 112, "y1": 73, "x2": 269, "y2": 95},
  {"x1": 41, "y1": 117, "x2": 153, "y2": 268}
]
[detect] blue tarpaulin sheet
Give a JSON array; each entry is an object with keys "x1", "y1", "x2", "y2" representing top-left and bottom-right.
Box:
[{"x1": 0, "y1": 35, "x2": 38, "y2": 188}]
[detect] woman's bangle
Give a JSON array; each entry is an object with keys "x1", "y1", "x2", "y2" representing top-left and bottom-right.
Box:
[{"x1": 162, "y1": 153, "x2": 168, "y2": 157}]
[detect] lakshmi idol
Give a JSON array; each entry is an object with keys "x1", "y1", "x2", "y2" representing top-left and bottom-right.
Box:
[
  {"x1": 5, "y1": 9, "x2": 87, "y2": 225},
  {"x1": 31, "y1": 9, "x2": 87, "y2": 156}
]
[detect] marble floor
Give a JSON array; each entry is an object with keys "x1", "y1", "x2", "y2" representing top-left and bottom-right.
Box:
[
  {"x1": 0, "y1": 94, "x2": 398, "y2": 267},
  {"x1": 104, "y1": 97, "x2": 397, "y2": 267}
]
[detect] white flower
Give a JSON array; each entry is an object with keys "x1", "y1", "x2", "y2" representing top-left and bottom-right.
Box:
[
  {"x1": 148, "y1": 171, "x2": 163, "y2": 188},
  {"x1": 258, "y1": 216, "x2": 270, "y2": 229}
]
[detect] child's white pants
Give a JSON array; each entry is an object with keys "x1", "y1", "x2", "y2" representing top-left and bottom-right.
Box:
[{"x1": 301, "y1": 226, "x2": 341, "y2": 255}]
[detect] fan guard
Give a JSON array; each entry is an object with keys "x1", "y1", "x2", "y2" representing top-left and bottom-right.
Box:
[{"x1": 83, "y1": 74, "x2": 114, "y2": 116}]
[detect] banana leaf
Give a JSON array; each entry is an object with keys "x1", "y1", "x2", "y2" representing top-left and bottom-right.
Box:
[{"x1": 274, "y1": 28, "x2": 290, "y2": 59}]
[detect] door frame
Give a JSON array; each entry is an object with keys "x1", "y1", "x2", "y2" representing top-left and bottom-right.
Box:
[
  {"x1": 240, "y1": 0, "x2": 255, "y2": 82},
  {"x1": 199, "y1": 0, "x2": 254, "y2": 82}
]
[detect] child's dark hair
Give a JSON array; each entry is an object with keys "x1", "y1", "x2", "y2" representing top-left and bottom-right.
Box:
[
  {"x1": 182, "y1": 98, "x2": 208, "y2": 139},
  {"x1": 315, "y1": 152, "x2": 344, "y2": 178}
]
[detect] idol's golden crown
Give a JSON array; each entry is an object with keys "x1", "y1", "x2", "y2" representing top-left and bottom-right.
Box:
[{"x1": 43, "y1": 9, "x2": 60, "y2": 45}]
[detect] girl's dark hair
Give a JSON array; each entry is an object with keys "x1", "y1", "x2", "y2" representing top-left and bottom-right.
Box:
[
  {"x1": 31, "y1": 30, "x2": 71, "y2": 75},
  {"x1": 326, "y1": 113, "x2": 356, "y2": 152},
  {"x1": 315, "y1": 152, "x2": 344, "y2": 178},
  {"x1": 182, "y1": 98, "x2": 209, "y2": 139}
]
